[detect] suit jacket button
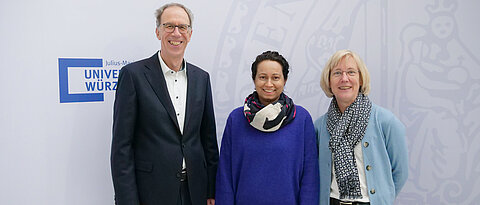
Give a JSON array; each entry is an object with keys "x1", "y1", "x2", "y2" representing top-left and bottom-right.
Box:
[
  {"x1": 370, "y1": 188, "x2": 376, "y2": 194},
  {"x1": 364, "y1": 142, "x2": 369, "y2": 147},
  {"x1": 176, "y1": 173, "x2": 181, "y2": 178},
  {"x1": 182, "y1": 144, "x2": 185, "y2": 148},
  {"x1": 366, "y1": 165, "x2": 372, "y2": 171}
]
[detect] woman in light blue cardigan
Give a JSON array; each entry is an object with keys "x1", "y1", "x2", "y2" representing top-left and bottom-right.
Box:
[{"x1": 314, "y1": 50, "x2": 408, "y2": 205}]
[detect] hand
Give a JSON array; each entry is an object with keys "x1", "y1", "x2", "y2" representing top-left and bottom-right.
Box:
[{"x1": 207, "y1": 198, "x2": 215, "y2": 205}]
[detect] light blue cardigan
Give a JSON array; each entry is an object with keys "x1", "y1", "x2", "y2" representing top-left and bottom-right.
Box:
[{"x1": 314, "y1": 104, "x2": 408, "y2": 205}]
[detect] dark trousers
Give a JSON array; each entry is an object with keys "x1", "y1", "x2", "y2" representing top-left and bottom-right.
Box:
[
  {"x1": 330, "y1": 197, "x2": 370, "y2": 205},
  {"x1": 177, "y1": 180, "x2": 192, "y2": 205}
]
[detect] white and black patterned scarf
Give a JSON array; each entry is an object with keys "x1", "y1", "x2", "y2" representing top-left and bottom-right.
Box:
[
  {"x1": 243, "y1": 91, "x2": 296, "y2": 132},
  {"x1": 327, "y1": 93, "x2": 372, "y2": 199}
]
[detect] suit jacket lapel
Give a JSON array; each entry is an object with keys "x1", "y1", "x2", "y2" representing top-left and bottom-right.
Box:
[
  {"x1": 184, "y1": 63, "x2": 197, "y2": 133},
  {"x1": 143, "y1": 53, "x2": 180, "y2": 131}
]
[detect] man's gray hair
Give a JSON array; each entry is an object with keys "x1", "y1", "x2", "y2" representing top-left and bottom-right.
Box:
[{"x1": 155, "y1": 3, "x2": 194, "y2": 28}]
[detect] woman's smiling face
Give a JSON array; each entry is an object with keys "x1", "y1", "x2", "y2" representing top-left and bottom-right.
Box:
[
  {"x1": 329, "y1": 55, "x2": 361, "y2": 111},
  {"x1": 254, "y1": 60, "x2": 286, "y2": 106}
]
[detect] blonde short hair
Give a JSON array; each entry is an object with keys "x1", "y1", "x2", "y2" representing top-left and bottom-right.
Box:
[{"x1": 320, "y1": 49, "x2": 370, "y2": 98}]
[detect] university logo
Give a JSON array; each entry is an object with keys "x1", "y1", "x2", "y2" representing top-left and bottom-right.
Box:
[{"x1": 58, "y1": 58, "x2": 129, "y2": 103}]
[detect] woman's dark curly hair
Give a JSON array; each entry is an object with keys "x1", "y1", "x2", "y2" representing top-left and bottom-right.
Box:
[{"x1": 251, "y1": 51, "x2": 289, "y2": 80}]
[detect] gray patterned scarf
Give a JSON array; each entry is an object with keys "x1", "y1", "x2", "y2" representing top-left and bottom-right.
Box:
[{"x1": 327, "y1": 93, "x2": 372, "y2": 199}]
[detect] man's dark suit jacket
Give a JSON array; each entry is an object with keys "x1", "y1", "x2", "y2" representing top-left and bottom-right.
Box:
[{"x1": 111, "y1": 52, "x2": 219, "y2": 205}]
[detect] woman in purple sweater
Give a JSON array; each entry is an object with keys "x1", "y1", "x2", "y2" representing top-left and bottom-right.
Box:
[{"x1": 215, "y1": 51, "x2": 319, "y2": 205}]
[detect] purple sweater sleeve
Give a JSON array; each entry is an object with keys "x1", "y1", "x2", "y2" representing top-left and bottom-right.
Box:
[
  {"x1": 215, "y1": 115, "x2": 234, "y2": 205},
  {"x1": 299, "y1": 113, "x2": 320, "y2": 205}
]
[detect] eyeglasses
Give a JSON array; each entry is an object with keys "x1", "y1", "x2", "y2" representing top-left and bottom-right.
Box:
[
  {"x1": 331, "y1": 70, "x2": 359, "y2": 78},
  {"x1": 161, "y1": 23, "x2": 191, "y2": 33}
]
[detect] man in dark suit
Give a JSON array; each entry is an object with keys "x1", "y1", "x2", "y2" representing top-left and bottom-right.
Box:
[{"x1": 111, "y1": 3, "x2": 219, "y2": 205}]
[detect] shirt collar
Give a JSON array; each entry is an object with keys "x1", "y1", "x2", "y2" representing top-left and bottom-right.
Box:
[{"x1": 158, "y1": 51, "x2": 187, "y2": 74}]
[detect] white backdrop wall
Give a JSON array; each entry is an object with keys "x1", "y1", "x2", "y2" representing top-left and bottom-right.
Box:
[{"x1": 1, "y1": 0, "x2": 479, "y2": 204}]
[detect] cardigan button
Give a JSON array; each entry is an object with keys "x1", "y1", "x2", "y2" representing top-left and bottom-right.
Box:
[
  {"x1": 370, "y1": 188, "x2": 376, "y2": 194},
  {"x1": 364, "y1": 142, "x2": 369, "y2": 147},
  {"x1": 366, "y1": 165, "x2": 372, "y2": 171}
]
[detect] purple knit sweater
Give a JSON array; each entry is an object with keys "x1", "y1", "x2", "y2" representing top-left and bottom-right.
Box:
[{"x1": 215, "y1": 106, "x2": 319, "y2": 205}]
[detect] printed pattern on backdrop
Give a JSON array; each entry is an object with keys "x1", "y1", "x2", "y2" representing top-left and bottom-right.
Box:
[
  {"x1": 3, "y1": 0, "x2": 477, "y2": 204},
  {"x1": 397, "y1": 0, "x2": 480, "y2": 204},
  {"x1": 211, "y1": 0, "x2": 480, "y2": 204}
]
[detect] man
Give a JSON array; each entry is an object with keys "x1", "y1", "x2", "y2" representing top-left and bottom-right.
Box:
[{"x1": 111, "y1": 3, "x2": 218, "y2": 205}]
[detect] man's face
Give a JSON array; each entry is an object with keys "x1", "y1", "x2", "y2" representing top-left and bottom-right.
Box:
[{"x1": 156, "y1": 6, "x2": 192, "y2": 61}]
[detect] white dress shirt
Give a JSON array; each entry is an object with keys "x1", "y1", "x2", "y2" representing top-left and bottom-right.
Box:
[{"x1": 159, "y1": 53, "x2": 188, "y2": 169}]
